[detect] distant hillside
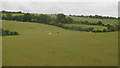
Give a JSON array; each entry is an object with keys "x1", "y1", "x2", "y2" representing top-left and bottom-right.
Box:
[{"x1": 1, "y1": 10, "x2": 119, "y2": 32}]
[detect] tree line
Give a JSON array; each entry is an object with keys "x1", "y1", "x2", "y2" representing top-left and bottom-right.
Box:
[
  {"x1": 69, "y1": 15, "x2": 118, "y2": 19},
  {"x1": 64, "y1": 25, "x2": 118, "y2": 32},
  {"x1": 1, "y1": 10, "x2": 22, "y2": 14}
]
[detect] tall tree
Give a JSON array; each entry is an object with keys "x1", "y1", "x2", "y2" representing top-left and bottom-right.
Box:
[
  {"x1": 23, "y1": 13, "x2": 32, "y2": 22},
  {"x1": 6, "y1": 13, "x2": 12, "y2": 20},
  {"x1": 37, "y1": 14, "x2": 50, "y2": 24},
  {"x1": 66, "y1": 17, "x2": 74, "y2": 24},
  {"x1": 57, "y1": 13, "x2": 66, "y2": 24},
  {"x1": 97, "y1": 21, "x2": 104, "y2": 25}
]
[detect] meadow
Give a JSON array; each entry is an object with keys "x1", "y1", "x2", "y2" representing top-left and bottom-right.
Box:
[{"x1": 2, "y1": 20, "x2": 118, "y2": 66}]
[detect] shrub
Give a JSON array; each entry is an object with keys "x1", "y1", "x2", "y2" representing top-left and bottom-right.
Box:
[{"x1": 2, "y1": 29, "x2": 19, "y2": 36}]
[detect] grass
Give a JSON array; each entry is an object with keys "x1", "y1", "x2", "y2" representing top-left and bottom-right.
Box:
[
  {"x1": 65, "y1": 24, "x2": 107, "y2": 30},
  {"x1": 2, "y1": 20, "x2": 118, "y2": 66}
]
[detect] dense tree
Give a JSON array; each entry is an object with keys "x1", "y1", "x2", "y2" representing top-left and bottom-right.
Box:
[
  {"x1": 14, "y1": 31, "x2": 19, "y2": 35},
  {"x1": 1, "y1": 10, "x2": 6, "y2": 13},
  {"x1": 36, "y1": 14, "x2": 50, "y2": 24},
  {"x1": 106, "y1": 24, "x2": 112, "y2": 27},
  {"x1": 17, "y1": 11, "x2": 22, "y2": 13},
  {"x1": 71, "y1": 14, "x2": 117, "y2": 19},
  {"x1": 57, "y1": 14, "x2": 66, "y2": 24},
  {"x1": 3, "y1": 29, "x2": 10, "y2": 35},
  {"x1": 89, "y1": 15, "x2": 93, "y2": 18},
  {"x1": 66, "y1": 17, "x2": 74, "y2": 24},
  {"x1": 1, "y1": 10, "x2": 23, "y2": 14},
  {"x1": 97, "y1": 21, "x2": 104, "y2": 25},
  {"x1": 6, "y1": 13, "x2": 12, "y2": 20},
  {"x1": 2, "y1": 15, "x2": 5, "y2": 19},
  {"x1": 22, "y1": 13, "x2": 32, "y2": 22}
]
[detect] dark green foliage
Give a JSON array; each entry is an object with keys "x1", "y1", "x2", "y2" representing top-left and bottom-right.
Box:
[
  {"x1": 17, "y1": 11, "x2": 22, "y2": 13},
  {"x1": 106, "y1": 24, "x2": 111, "y2": 27},
  {"x1": 14, "y1": 31, "x2": 19, "y2": 35},
  {"x1": 12, "y1": 15, "x2": 23, "y2": 21},
  {"x1": 64, "y1": 26, "x2": 94, "y2": 32},
  {"x1": 2, "y1": 15, "x2": 5, "y2": 19},
  {"x1": 92, "y1": 28, "x2": 116, "y2": 33},
  {"x1": 71, "y1": 14, "x2": 117, "y2": 19},
  {"x1": 22, "y1": 13, "x2": 32, "y2": 22},
  {"x1": 115, "y1": 25, "x2": 120, "y2": 31},
  {"x1": 1, "y1": 10, "x2": 23, "y2": 14},
  {"x1": 6, "y1": 13, "x2": 12, "y2": 20},
  {"x1": 2, "y1": 29, "x2": 19, "y2": 36},
  {"x1": 97, "y1": 21, "x2": 104, "y2": 26},
  {"x1": 75, "y1": 20, "x2": 105, "y2": 26},
  {"x1": 56, "y1": 14, "x2": 74, "y2": 24},
  {"x1": 2, "y1": 29, "x2": 10, "y2": 35},
  {"x1": 1, "y1": 10, "x2": 6, "y2": 13},
  {"x1": 66, "y1": 17, "x2": 74, "y2": 24},
  {"x1": 36, "y1": 14, "x2": 51, "y2": 24},
  {"x1": 57, "y1": 14, "x2": 66, "y2": 24},
  {"x1": 107, "y1": 26, "x2": 118, "y2": 31}
]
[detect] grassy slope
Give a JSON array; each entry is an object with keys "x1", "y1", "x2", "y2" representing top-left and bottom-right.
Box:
[{"x1": 2, "y1": 20, "x2": 118, "y2": 66}]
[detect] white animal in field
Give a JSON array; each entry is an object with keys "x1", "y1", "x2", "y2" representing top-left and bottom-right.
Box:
[
  {"x1": 49, "y1": 32, "x2": 52, "y2": 34},
  {"x1": 90, "y1": 31, "x2": 92, "y2": 34}
]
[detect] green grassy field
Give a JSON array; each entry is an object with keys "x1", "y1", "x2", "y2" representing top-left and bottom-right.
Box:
[{"x1": 2, "y1": 20, "x2": 118, "y2": 66}]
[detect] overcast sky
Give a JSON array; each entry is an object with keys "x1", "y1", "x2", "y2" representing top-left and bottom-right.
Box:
[
  {"x1": 2, "y1": 0, "x2": 119, "y2": 2},
  {"x1": 2, "y1": 1, "x2": 119, "y2": 17}
]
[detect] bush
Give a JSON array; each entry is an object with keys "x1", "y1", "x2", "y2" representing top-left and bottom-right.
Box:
[{"x1": 2, "y1": 29, "x2": 19, "y2": 36}]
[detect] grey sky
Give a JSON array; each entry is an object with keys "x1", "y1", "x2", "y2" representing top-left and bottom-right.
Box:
[
  {"x1": 2, "y1": 0, "x2": 119, "y2": 2},
  {"x1": 2, "y1": 2, "x2": 118, "y2": 17}
]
